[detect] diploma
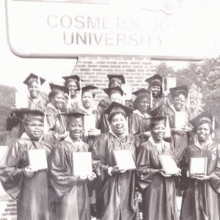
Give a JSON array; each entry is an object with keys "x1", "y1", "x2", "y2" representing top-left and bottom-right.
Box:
[
  {"x1": 158, "y1": 155, "x2": 179, "y2": 175},
  {"x1": 15, "y1": 91, "x2": 29, "y2": 108},
  {"x1": 113, "y1": 150, "x2": 136, "y2": 170},
  {"x1": 0, "y1": 146, "x2": 9, "y2": 168},
  {"x1": 190, "y1": 157, "x2": 207, "y2": 175},
  {"x1": 83, "y1": 114, "x2": 96, "y2": 135},
  {"x1": 175, "y1": 111, "x2": 186, "y2": 128},
  {"x1": 28, "y1": 149, "x2": 48, "y2": 171},
  {"x1": 73, "y1": 152, "x2": 92, "y2": 176}
]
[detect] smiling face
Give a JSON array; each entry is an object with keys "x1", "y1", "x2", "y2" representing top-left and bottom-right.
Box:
[
  {"x1": 24, "y1": 119, "x2": 44, "y2": 141},
  {"x1": 151, "y1": 85, "x2": 161, "y2": 97},
  {"x1": 151, "y1": 123, "x2": 165, "y2": 142},
  {"x1": 173, "y1": 93, "x2": 186, "y2": 111},
  {"x1": 68, "y1": 117, "x2": 83, "y2": 140},
  {"x1": 138, "y1": 97, "x2": 150, "y2": 113},
  {"x1": 28, "y1": 81, "x2": 40, "y2": 99},
  {"x1": 67, "y1": 81, "x2": 78, "y2": 96},
  {"x1": 110, "y1": 113, "x2": 127, "y2": 136},
  {"x1": 51, "y1": 92, "x2": 65, "y2": 110},
  {"x1": 196, "y1": 122, "x2": 211, "y2": 142},
  {"x1": 82, "y1": 91, "x2": 94, "y2": 109}
]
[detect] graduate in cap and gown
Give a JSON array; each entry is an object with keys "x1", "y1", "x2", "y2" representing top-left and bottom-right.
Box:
[
  {"x1": 145, "y1": 74, "x2": 168, "y2": 115},
  {"x1": 97, "y1": 74, "x2": 125, "y2": 114},
  {"x1": 23, "y1": 73, "x2": 48, "y2": 111},
  {"x1": 166, "y1": 85, "x2": 192, "y2": 163},
  {"x1": 180, "y1": 112, "x2": 220, "y2": 220},
  {"x1": 6, "y1": 73, "x2": 48, "y2": 144},
  {"x1": 129, "y1": 89, "x2": 151, "y2": 144},
  {"x1": 92, "y1": 102, "x2": 140, "y2": 220},
  {"x1": 136, "y1": 116, "x2": 179, "y2": 220},
  {"x1": 45, "y1": 83, "x2": 68, "y2": 141},
  {"x1": 77, "y1": 85, "x2": 101, "y2": 148},
  {"x1": 49, "y1": 111, "x2": 96, "y2": 220},
  {"x1": 0, "y1": 109, "x2": 53, "y2": 220},
  {"x1": 100, "y1": 86, "x2": 124, "y2": 133},
  {"x1": 62, "y1": 75, "x2": 81, "y2": 112}
]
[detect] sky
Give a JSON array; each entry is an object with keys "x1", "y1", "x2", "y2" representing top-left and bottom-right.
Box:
[{"x1": 1, "y1": 0, "x2": 220, "y2": 92}]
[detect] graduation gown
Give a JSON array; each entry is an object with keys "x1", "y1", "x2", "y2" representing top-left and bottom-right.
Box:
[
  {"x1": 150, "y1": 94, "x2": 167, "y2": 114},
  {"x1": 46, "y1": 103, "x2": 67, "y2": 135},
  {"x1": 0, "y1": 133, "x2": 52, "y2": 220},
  {"x1": 28, "y1": 95, "x2": 48, "y2": 112},
  {"x1": 98, "y1": 99, "x2": 111, "y2": 133},
  {"x1": 49, "y1": 136, "x2": 91, "y2": 220},
  {"x1": 128, "y1": 110, "x2": 151, "y2": 143},
  {"x1": 136, "y1": 137, "x2": 178, "y2": 220},
  {"x1": 166, "y1": 106, "x2": 192, "y2": 163},
  {"x1": 92, "y1": 132, "x2": 139, "y2": 220},
  {"x1": 180, "y1": 141, "x2": 220, "y2": 220},
  {"x1": 77, "y1": 105, "x2": 102, "y2": 149}
]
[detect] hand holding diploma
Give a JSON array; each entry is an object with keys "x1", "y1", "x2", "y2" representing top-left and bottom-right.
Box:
[
  {"x1": 24, "y1": 166, "x2": 36, "y2": 178},
  {"x1": 88, "y1": 128, "x2": 101, "y2": 137},
  {"x1": 190, "y1": 174, "x2": 211, "y2": 181}
]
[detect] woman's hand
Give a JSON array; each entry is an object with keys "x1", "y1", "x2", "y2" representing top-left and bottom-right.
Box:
[
  {"x1": 88, "y1": 129, "x2": 101, "y2": 137},
  {"x1": 172, "y1": 127, "x2": 186, "y2": 135},
  {"x1": 159, "y1": 169, "x2": 172, "y2": 178},
  {"x1": 23, "y1": 166, "x2": 36, "y2": 178},
  {"x1": 108, "y1": 166, "x2": 127, "y2": 175},
  {"x1": 190, "y1": 174, "x2": 211, "y2": 181},
  {"x1": 87, "y1": 172, "x2": 97, "y2": 181}
]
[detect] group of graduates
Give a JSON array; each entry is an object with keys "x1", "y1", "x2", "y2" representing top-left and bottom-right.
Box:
[{"x1": 1, "y1": 72, "x2": 220, "y2": 220}]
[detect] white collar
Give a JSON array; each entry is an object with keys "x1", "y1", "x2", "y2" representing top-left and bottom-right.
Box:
[
  {"x1": 148, "y1": 136, "x2": 165, "y2": 151},
  {"x1": 194, "y1": 135, "x2": 213, "y2": 149},
  {"x1": 47, "y1": 103, "x2": 60, "y2": 112},
  {"x1": 64, "y1": 135, "x2": 83, "y2": 147},
  {"x1": 133, "y1": 109, "x2": 151, "y2": 119},
  {"x1": 21, "y1": 132, "x2": 44, "y2": 143},
  {"x1": 170, "y1": 104, "x2": 185, "y2": 113},
  {"x1": 78, "y1": 104, "x2": 95, "y2": 115}
]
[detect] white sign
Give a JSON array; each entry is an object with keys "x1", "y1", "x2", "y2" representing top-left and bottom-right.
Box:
[{"x1": 5, "y1": 0, "x2": 217, "y2": 59}]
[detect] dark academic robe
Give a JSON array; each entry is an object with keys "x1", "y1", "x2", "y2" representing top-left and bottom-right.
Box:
[
  {"x1": 77, "y1": 105, "x2": 102, "y2": 149},
  {"x1": 0, "y1": 133, "x2": 52, "y2": 220},
  {"x1": 28, "y1": 95, "x2": 48, "y2": 112},
  {"x1": 136, "y1": 137, "x2": 178, "y2": 220},
  {"x1": 128, "y1": 110, "x2": 151, "y2": 143},
  {"x1": 49, "y1": 136, "x2": 91, "y2": 220},
  {"x1": 180, "y1": 141, "x2": 220, "y2": 220},
  {"x1": 46, "y1": 103, "x2": 67, "y2": 135},
  {"x1": 166, "y1": 106, "x2": 192, "y2": 163},
  {"x1": 97, "y1": 99, "x2": 111, "y2": 133},
  {"x1": 150, "y1": 94, "x2": 167, "y2": 114},
  {"x1": 92, "y1": 132, "x2": 140, "y2": 220}
]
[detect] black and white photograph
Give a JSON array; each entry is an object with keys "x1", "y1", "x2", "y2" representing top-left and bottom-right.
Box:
[{"x1": 0, "y1": 0, "x2": 220, "y2": 219}]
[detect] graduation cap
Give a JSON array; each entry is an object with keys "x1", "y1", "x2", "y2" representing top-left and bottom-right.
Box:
[
  {"x1": 61, "y1": 110, "x2": 85, "y2": 123},
  {"x1": 103, "y1": 86, "x2": 124, "y2": 96},
  {"x1": 49, "y1": 83, "x2": 69, "y2": 94},
  {"x1": 170, "y1": 85, "x2": 188, "y2": 98},
  {"x1": 190, "y1": 111, "x2": 219, "y2": 129},
  {"x1": 17, "y1": 109, "x2": 45, "y2": 123},
  {"x1": 107, "y1": 74, "x2": 125, "y2": 84},
  {"x1": 145, "y1": 74, "x2": 163, "y2": 86},
  {"x1": 23, "y1": 73, "x2": 46, "y2": 86},
  {"x1": 132, "y1": 88, "x2": 150, "y2": 96},
  {"x1": 105, "y1": 101, "x2": 133, "y2": 121},
  {"x1": 150, "y1": 116, "x2": 166, "y2": 126},
  {"x1": 82, "y1": 85, "x2": 98, "y2": 95},
  {"x1": 62, "y1": 75, "x2": 81, "y2": 89}
]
